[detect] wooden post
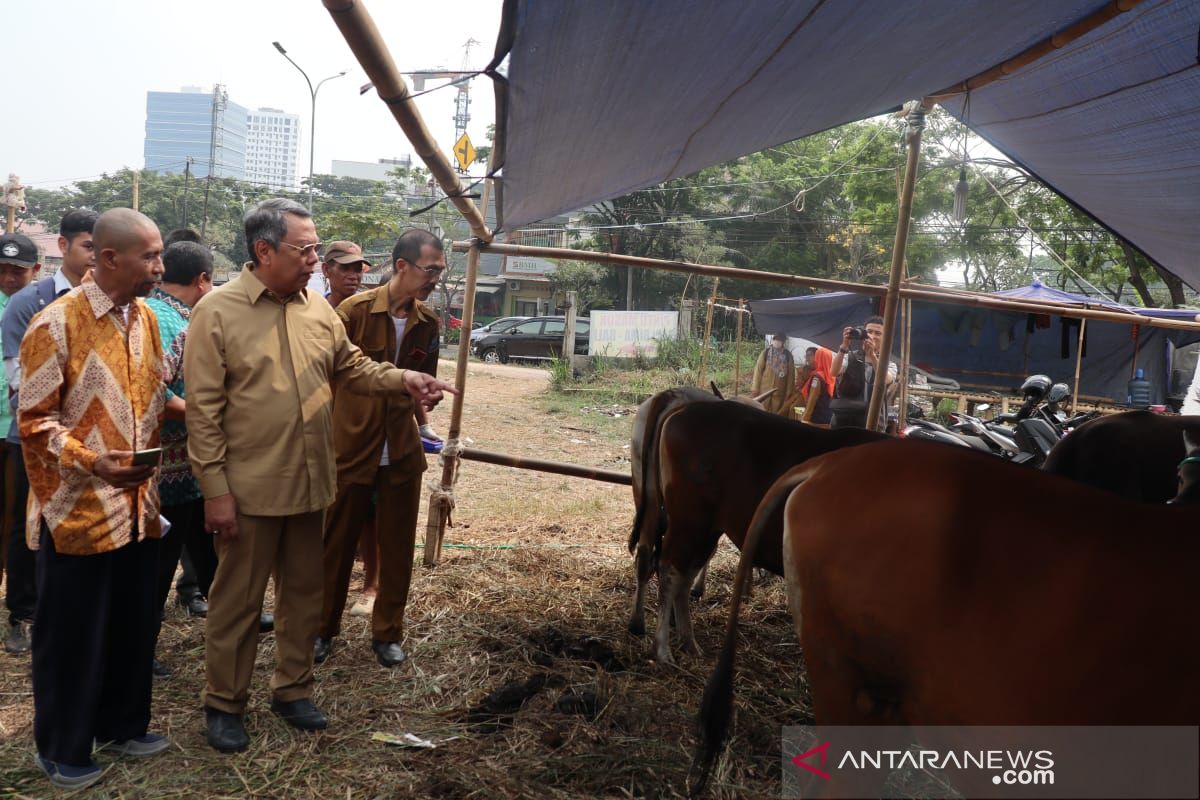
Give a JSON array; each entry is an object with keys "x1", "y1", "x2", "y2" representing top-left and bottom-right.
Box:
[
  {"x1": 697, "y1": 278, "x2": 719, "y2": 388},
  {"x1": 5, "y1": 205, "x2": 13, "y2": 235},
  {"x1": 733, "y1": 298, "x2": 745, "y2": 396},
  {"x1": 423, "y1": 239, "x2": 481, "y2": 566},
  {"x1": 867, "y1": 103, "x2": 925, "y2": 431},
  {"x1": 132, "y1": 171, "x2": 140, "y2": 211},
  {"x1": 1071, "y1": 317, "x2": 1087, "y2": 413},
  {"x1": 562, "y1": 290, "x2": 578, "y2": 373},
  {"x1": 898, "y1": 297, "x2": 912, "y2": 425}
]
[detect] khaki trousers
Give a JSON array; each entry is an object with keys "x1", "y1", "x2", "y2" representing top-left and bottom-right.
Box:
[
  {"x1": 203, "y1": 509, "x2": 323, "y2": 714},
  {"x1": 319, "y1": 467, "x2": 420, "y2": 643}
]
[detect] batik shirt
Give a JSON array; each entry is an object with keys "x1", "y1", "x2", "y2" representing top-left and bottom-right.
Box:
[
  {"x1": 18, "y1": 281, "x2": 165, "y2": 554},
  {"x1": 146, "y1": 287, "x2": 200, "y2": 506}
]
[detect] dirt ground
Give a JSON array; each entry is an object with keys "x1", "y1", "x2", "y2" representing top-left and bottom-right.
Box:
[{"x1": 0, "y1": 359, "x2": 804, "y2": 799}]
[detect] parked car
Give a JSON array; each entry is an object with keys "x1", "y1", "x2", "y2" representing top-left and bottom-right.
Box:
[
  {"x1": 473, "y1": 316, "x2": 590, "y2": 364},
  {"x1": 469, "y1": 316, "x2": 529, "y2": 347}
]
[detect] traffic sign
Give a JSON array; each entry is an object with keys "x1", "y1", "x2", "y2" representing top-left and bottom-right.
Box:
[{"x1": 453, "y1": 133, "x2": 475, "y2": 172}]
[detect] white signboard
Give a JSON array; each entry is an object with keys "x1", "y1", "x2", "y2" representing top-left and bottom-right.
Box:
[
  {"x1": 589, "y1": 310, "x2": 678, "y2": 357},
  {"x1": 506, "y1": 258, "x2": 554, "y2": 275}
]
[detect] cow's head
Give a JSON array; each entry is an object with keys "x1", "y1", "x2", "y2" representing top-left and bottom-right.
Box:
[{"x1": 1172, "y1": 428, "x2": 1200, "y2": 504}]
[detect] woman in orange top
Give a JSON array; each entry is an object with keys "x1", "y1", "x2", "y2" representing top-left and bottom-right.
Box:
[{"x1": 799, "y1": 346, "x2": 836, "y2": 425}]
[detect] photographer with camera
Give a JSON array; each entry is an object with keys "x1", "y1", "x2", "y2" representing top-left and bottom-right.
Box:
[{"x1": 830, "y1": 315, "x2": 897, "y2": 430}]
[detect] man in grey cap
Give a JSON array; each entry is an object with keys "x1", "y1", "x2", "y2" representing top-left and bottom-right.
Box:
[
  {"x1": 0, "y1": 233, "x2": 40, "y2": 650},
  {"x1": 322, "y1": 241, "x2": 370, "y2": 308}
]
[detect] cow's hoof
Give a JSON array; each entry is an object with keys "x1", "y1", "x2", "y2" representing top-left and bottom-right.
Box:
[
  {"x1": 654, "y1": 649, "x2": 676, "y2": 666},
  {"x1": 628, "y1": 618, "x2": 646, "y2": 636},
  {"x1": 681, "y1": 640, "x2": 702, "y2": 657},
  {"x1": 689, "y1": 586, "x2": 704, "y2": 601}
]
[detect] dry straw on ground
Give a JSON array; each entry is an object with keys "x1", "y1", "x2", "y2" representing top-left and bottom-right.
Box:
[{"x1": 0, "y1": 363, "x2": 809, "y2": 798}]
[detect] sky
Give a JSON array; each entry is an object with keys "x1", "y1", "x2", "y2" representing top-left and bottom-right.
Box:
[{"x1": 7, "y1": 0, "x2": 503, "y2": 189}]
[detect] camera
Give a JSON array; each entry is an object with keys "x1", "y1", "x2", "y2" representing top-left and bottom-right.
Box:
[{"x1": 846, "y1": 326, "x2": 867, "y2": 352}]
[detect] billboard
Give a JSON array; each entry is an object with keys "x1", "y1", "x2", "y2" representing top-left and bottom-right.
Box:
[{"x1": 589, "y1": 310, "x2": 678, "y2": 357}]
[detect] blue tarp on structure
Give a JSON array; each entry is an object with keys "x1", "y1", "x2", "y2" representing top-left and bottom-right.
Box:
[
  {"x1": 493, "y1": 0, "x2": 1200, "y2": 286},
  {"x1": 748, "y1": 282, "x2": 1200, "y2": 405}
]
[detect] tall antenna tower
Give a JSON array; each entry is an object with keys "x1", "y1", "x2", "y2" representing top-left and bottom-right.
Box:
[{"x1": 405, "y1": 38, "x2": 482, "y2": 144}]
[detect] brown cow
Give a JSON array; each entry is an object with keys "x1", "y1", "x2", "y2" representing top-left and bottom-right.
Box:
[
  {"x1": 694, "y1": 437, "x2": 1200, "y2": 796},
  {"x1": 1044, "y1": 409, "x2": 1200, "y2": 502},
  {"x1": 628, "y1": 387, "x2": 767, "y2": 636},
  {"x1": 632, "y1": 401, "x2": 886, "y2": 663}
]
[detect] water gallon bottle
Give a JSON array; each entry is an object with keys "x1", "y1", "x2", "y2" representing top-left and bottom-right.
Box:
[{"x1": 1127, "y1": 368, "x2": 1152, "y2": 407}]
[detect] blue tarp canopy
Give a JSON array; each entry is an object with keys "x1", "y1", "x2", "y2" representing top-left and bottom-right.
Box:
[
  {"x1": 492, "y1": 0, "x2": 1200, "y2": 286},
  {"x1": 748, "y1": 282, "x2": 1200, "y2": 405}
]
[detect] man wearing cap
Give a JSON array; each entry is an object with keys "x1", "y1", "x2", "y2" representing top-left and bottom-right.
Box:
[
  {"x1": 1, "y1": 208, "x2": 97, "y2": 655},
  {"x1": 314, "y1": 228, "x2": 444, "y2": 668},
  {"x1": 0, "y1": 233, "x2": 40, "y2": 638},
  {"x1": 323, "y1": 241, "x2": 369, "y2": 308}
]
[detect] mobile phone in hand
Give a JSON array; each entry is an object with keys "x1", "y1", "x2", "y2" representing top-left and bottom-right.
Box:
[{"x1": 131, "y1": 448, "x2": 162, "y2": 467}]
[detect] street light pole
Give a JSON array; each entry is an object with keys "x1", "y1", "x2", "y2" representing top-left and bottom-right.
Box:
[{"x1": 273, "y1": 41, "x2": 346, "y2": 211}]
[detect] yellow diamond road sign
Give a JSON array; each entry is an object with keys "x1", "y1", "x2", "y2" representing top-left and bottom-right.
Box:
[{"x1": 453, "y1": 133, "x2": 475, "y2": 172}]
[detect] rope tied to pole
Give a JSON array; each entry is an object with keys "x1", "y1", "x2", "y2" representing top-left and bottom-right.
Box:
[{"x1": 903, "y1": 102, "x2": 927, "y2": 144}]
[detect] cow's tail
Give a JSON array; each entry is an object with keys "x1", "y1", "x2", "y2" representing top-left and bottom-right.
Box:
[
  {"x1": 709, "y1": 381, "x2": 724, "y2": 399},
  {"x1": 628, "y1": 398, "x2": 674, "y2": 585},
  {"x1": 690, "y1": 464, "x2": 813, "y2": 797}
]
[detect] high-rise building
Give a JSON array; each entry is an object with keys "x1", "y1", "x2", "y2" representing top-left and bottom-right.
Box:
[
  {"x1": 144, "y1": 86, "x2": 247, "y2": 180},
  {"x1": 331, "y1": 156, "x2": 414, "y2": 187},
  {"x1": 245, "y1": 108, "x2": 301, "y2": 190}
]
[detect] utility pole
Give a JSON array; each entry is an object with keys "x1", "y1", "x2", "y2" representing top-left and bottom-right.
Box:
[
  {"x1": 132, "y1": 171, "x2": 140, "y2": 211},
  {"x1": 182, "y1": 157, "x2": 192, "y2": 228},
  {"x1": 201, "y1": 85, "x2": 227, "y2": 238}
]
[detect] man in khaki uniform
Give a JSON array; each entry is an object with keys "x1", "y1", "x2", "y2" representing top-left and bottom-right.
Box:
[
  {"x1": 185, "y1": 199, "x2": 452, "y2": 753},
  {"x1": 314, "y1": 229, "x2": 443, "y2": 668}
]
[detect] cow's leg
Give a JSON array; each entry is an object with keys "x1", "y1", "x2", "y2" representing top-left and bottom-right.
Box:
[
  {"x1": 674, "y1": 563, "x2": 704, "y2": 656},
  {"x1": 628, "y1": 543, "x2": 654, "y2": 636},
  {"x1": 689, "y1": 563, "x2": 707, "y2": 600},
  {"x1": 654, "y1": 564, "x2": 681, "y2": 664}
]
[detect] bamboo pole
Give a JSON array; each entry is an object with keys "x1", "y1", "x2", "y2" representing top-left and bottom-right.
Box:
[
  {"x1": 734, "y1": 298, "x2": 745, "y2": 396},
  {"x1": 898, "y1": 286, "x2": 1200, "y2": 333},
  {"x1": 452, "y1": 241, "x2": 887, "y2": 297},
  {"x1": 898, "y1": 297, "x2": 912, "y2": 425},
  {"x1": 927, "y1": 0, "x2": 1145, "y2": 100},
  {"x1": 460, "y1": 448, "x2": 631, "y2": 486},
  {"x1": 697, "y1": 279, "x2": 720, "y2": 388},
  {"x1": 867, "y1": 104, "x2": 925, "y2": 431},
  {"x1": 450, "y1": 240, "x2": 1200, "y2": 335},
  {"x1": 1071, "y1": 318, "x2": 1087, "y2": 413},
  {"x1": 321, "y1": 0, "x2": 492, "y2": 242}
]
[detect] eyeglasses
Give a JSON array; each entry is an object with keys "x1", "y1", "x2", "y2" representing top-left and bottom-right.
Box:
[
  {"x1": 406, "y1": 261, "x2": 445, "y2": 277},
  {"x1": 279, "y1": 240, "x2": 323, "y2": 258}
]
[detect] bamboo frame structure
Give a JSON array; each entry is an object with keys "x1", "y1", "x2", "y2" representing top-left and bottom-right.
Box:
[
  {"x1": 734, "y1": 298, "x2": 745, "y2": 396},
  {"x1": 460, "y1": 448, "x2": 632, "y2": 486},
  {"x1": 697, "y1": 279, "x2": 720, "y2": 388},
  {"x1": 898, "y1": 297, "x2": 912, "y2": 423},
  {"x1": 325, "y1": 0, "x2": 1199, "y2": 508}
]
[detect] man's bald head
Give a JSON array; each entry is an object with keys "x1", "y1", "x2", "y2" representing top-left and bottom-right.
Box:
[{"x1": 93, "y1": 208, "x2": 159, "y2": 253}]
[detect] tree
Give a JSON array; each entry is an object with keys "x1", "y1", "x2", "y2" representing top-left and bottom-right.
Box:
[{"x1": 547, "y1": 261, "x2": 615, "y2": 313}]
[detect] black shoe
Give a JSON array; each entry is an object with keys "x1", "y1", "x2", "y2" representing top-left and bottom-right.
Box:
[
  {"x1": 371, "y1": 640, "x2": 407, "y2": 668},
  {"x1": 258, "y1": 613, "x2": 275, "y2": 634},
  {"x1": 313, "y1": 636, "x2": 333, "y2": 664},
  {"x1": 4, "y1": 620, "x2": 31, "y2": 654},
  {"x1": 205, "y1": 708, "x2": 249, "y2": 753},
  {"x1": 269, "y1": 697, "x2": 328, "y2": 731},
  {"x1": 179, "y1": 594, "x2": 209, "y2": 618},
  {"x1": 152, "y1": 658, "x2": 171, "y2": 680}
]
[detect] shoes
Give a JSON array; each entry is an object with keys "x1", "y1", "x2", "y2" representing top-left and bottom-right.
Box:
[
  {"x1": 313, "y1": 636, "x2": 333, "y2": 664},
  {"x1": 259, "y1": 613, "x2": 275, "y2": 633},
  {"x1": 179, "y1": 594, "x2": 209, "y2": 617},
  {"x1": 349, "y1": 595, "x2": 375, "y2": 617},
  {"x1": 205, "y1": 707, "x2": 250, "y2": 753},
  {"x1": 35, "y1": 754, "x2": 104, "y2": 790},
  {"x1": 4, "y1": 620, "x2": 31, "y2": 654},
  {"x1": 152, "y1": 658, "x2": 171, "y2": 680},
  {"x1": 270, "y1": 697, "x2": 328, "y2": 731},
  {"x1": 371, "y1": 640, "x2": 407, "y2": 668},
  {"x1": 97, "y1": 733, "x2": 170, "y2": 757}
]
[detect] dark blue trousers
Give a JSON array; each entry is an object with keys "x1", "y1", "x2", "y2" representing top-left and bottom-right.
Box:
[{"x1": 32, "y1": 527, "x2": 159, "y2": 766}]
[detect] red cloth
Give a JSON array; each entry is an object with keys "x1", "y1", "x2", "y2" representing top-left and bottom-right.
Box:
[{"x1": 801, "y1": 346, "x2": 836, "y2": 400}]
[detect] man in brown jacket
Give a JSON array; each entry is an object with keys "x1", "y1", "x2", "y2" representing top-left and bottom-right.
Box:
[{"x1": 315, "y1": 228, "x2": 444, "y2": 667}]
